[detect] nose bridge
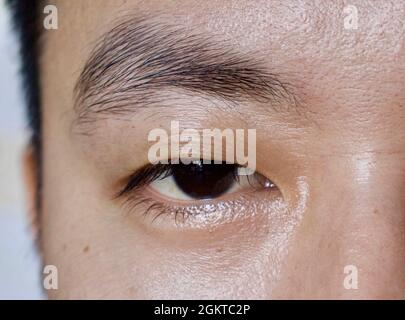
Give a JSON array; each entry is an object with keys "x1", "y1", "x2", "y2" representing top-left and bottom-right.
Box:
[
  {"x1": 344, "y1": 151, "x2": 403, "y2": 206},
  {"x1": 330, "y1": 151, "x2": 404, "y2": 254},
  {"x1": 296, "y1": 151, "x2": 405, "y2": 298},
  {"x1": 335, "y1": 150, "x2": 403, "y2": 220},
  {"x1": 310, "y1": 147, "x2": 405, "y2": 218}
]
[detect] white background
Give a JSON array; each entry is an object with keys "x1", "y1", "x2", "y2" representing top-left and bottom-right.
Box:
[{"x1": 0, "y1": 0, "x2": 43, "y2": 299}]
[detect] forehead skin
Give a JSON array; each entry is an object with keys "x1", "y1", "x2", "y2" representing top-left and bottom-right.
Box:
[
  {"x1": 40, "y1": 0, "x2": 405, "y2": 299},
  {"x1": 42, "y1": 0, "x2": 405, "y2": 144}
]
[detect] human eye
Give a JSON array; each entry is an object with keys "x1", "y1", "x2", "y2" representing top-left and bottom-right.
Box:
[{"x1": 115, "y1": 160, "x2": 280, "y2": 229}]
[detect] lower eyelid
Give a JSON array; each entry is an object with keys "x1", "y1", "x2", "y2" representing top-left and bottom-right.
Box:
[{"x1": 119, "y1": 186, "x2": 283, "y2": 230}]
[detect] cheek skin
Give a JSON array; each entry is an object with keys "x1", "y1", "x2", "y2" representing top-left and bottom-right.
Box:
[{"x1": 122, "y1": 182, "x2": 308, "y2": 299}]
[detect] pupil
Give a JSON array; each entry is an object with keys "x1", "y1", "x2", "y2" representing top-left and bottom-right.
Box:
[{"x1": 171, "y1": 161, "x2": 236, "y2": 199}]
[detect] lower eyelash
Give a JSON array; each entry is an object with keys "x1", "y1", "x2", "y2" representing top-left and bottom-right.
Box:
[
  {"x1": 121, "y1": 194, "x2": 181, "y2": 223},
  {"x1": 118, "y1": 187, "x2": 276, "y2": 228}
]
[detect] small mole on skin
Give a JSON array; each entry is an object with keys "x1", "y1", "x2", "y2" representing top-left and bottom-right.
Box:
[{"x1": 83, "y1": 245, "x2": 90, "y2": 253}]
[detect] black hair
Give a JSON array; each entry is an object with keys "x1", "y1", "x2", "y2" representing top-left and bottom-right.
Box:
[
  {"x1": 7, "y1": 0, "x2": 42, "y2": 152},
  {"x1": 7, "y1": 0, "x2": 43, "y2": 215}
]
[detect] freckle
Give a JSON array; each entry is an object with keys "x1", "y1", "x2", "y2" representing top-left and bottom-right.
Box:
[
  {"x1": 216, "y1": 247, "x2": 223, "y2": 253},
  {"x1": 62, "y1": 244, "x2": 67, "y2": 251},
  {"x1": 83, "y1": 245, "x2": 90, "y2": 253}
]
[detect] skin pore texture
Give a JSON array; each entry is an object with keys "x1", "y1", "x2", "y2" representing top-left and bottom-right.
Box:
[{"x1": 34, "y1": 0, "x2": 405, "y2": 299}]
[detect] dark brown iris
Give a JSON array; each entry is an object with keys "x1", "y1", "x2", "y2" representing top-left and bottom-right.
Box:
[{"x1": 171, "y1": 161, "x2": 236, "y2": 199}]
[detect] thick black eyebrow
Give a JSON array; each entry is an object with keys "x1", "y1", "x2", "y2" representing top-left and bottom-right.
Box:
[{"x1": 74, "y1": 16, "x2": 297, "y2": 127}]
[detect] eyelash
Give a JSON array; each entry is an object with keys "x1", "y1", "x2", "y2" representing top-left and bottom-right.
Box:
[
  {"x1": 117, "y1": 162, "x2": 261, "y2": 197},
  {"x1": 115, "y1": 161, "x2": 274, "y2": 225},
  {"x1": 116, "y1": 163, "x2": 176, "y2": 197}
]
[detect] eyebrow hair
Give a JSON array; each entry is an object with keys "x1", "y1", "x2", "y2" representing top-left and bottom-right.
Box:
[{"x1": 74, "y1": 16, "x2": 298, "y2": 127}]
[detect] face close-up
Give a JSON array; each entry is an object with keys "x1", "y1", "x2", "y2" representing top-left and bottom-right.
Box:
[{"x1": 14, "y1": 0, "x2": 405, "y2": 299}]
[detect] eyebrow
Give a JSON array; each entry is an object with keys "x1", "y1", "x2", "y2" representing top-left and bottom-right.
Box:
[{"x1": 74, "y1": 16, "x2": 298, "y2": 128}]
